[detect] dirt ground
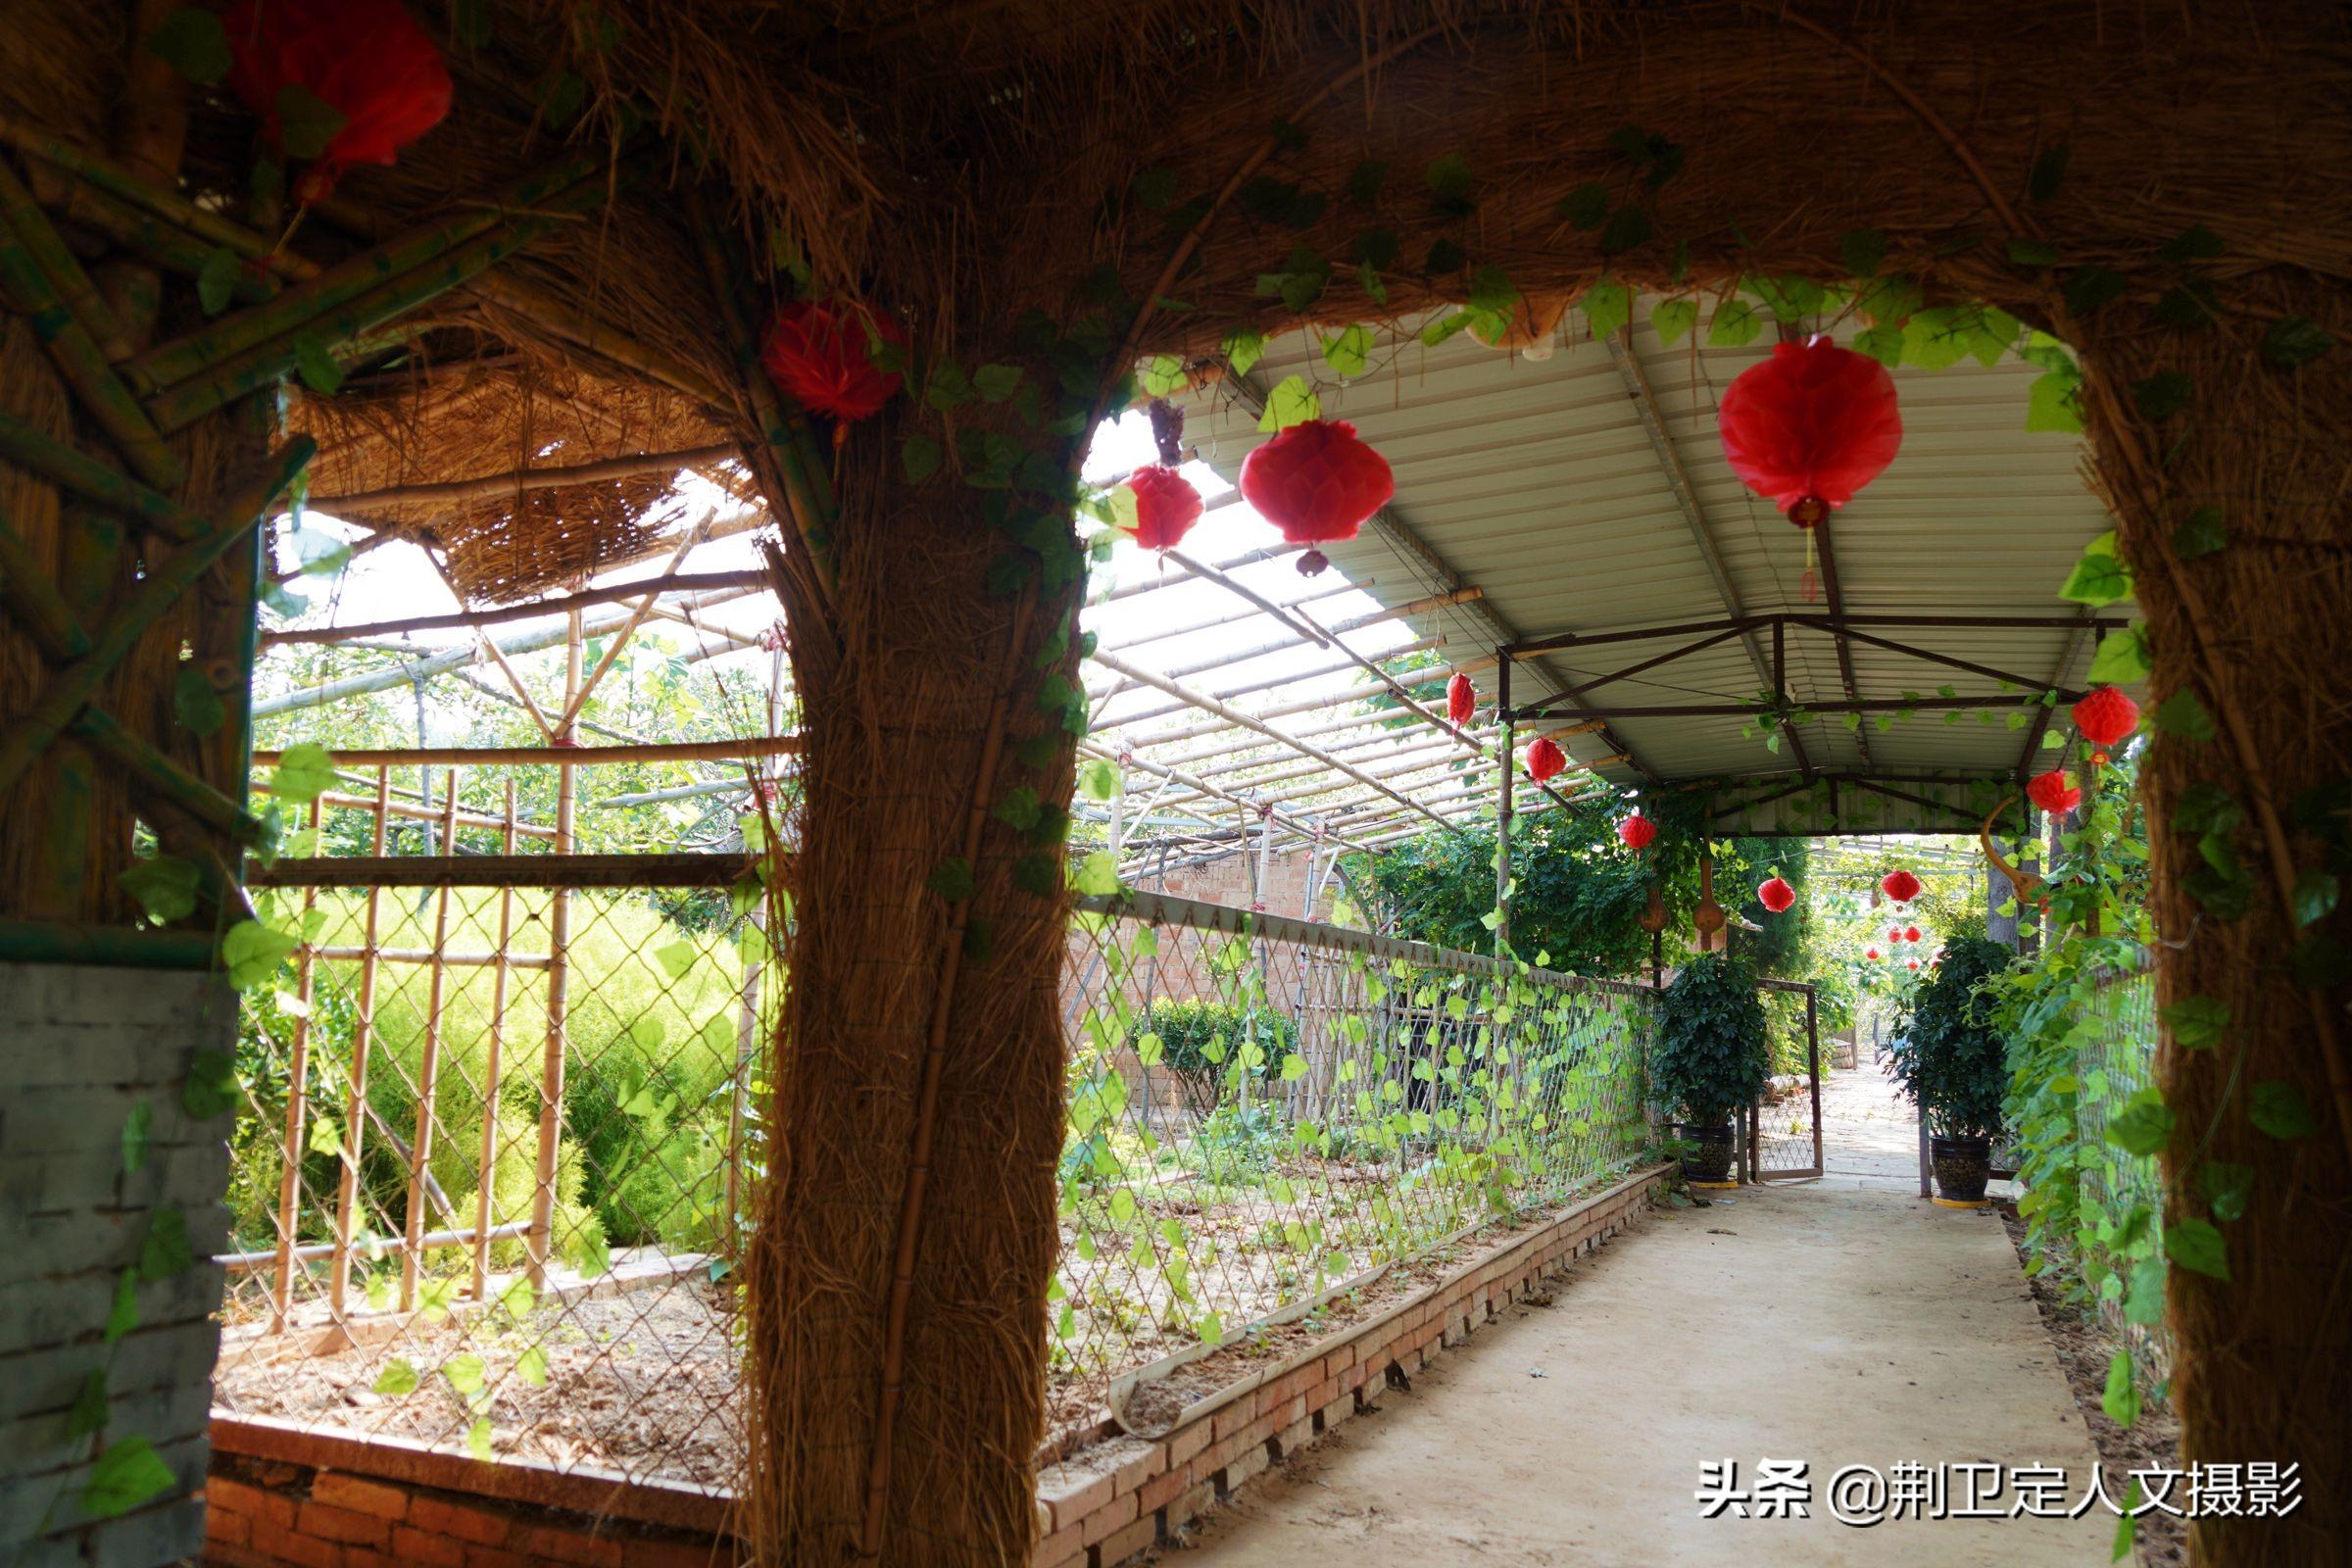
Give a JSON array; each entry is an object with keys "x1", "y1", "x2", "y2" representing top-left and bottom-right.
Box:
[{"x1": 1165, "y1": 1183, "x2": 2112, "y2": 1567}]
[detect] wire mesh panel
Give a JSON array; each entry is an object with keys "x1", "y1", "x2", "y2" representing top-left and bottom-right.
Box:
[
  {"x1": 1051, "y1": 891, "x2": 1656, "y2": 1424},
  {"x1": 2073, "y1": 966, "x2": 2166, "y2": 1373},
  {"x1": 1748, "y1": 980, "x2": 1823, "y2": 1181}
]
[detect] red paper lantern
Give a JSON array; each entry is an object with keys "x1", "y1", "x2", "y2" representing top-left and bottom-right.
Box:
[
  {"x1": 1905, "y1": 924, "x2": 1923, "y2": 944},
  {"x1": 2028, "y1": 767, "x2": 2083, "y2": 815},
  {"x1": 1907, "y1": 958, "x2": 1921, "y2": 970},
  {"x1": 1239, "y1": 419, "x2": 1395, "y2": 575},
  {"x1": 1525, "y1": 736, "x2": 1567, "y2": 782},
  {"x1": 224, "y1": 0, "x2": 453, "y2": 203},
  {"x1": 1125, "y1": 466, "x2": 1203, "y2": 552},
  {"x1": 1757, "y1": 876, "x2": 1795, "y2": 913},
  {"x1": 1881, "y1": 868, "x2": 1922, "y2": 904},
  {"x1": 2072, "y1": 685, "x2": 2141, "y2": 763},
  {"x1": 1865, "y1": 946, "x2": 1881, "y2": 961},
  {"x1": 1718, "y1": 336, "x2": 1902, "y2": 600},
  {"x1": 760, "y1": 300, "x2": 908, "y2": 430},
  {"x1": 1886, "y1": 925, "x2": 1904, "y2": 944},
  {"x1": 1446, "y1": 671, "x2": 1476, "y2": 727},
  {"x1": 1617, "y1": 812, "x2": 1657, "y2": 851}
]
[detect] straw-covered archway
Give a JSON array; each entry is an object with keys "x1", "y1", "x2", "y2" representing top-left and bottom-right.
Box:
[{"x1": 735, "y1": 8, "x2": 2351, "y2": 1564}]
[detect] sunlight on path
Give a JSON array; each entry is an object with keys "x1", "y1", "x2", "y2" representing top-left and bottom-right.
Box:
[{"x1": 1821, "y1": 1058, "x2": 1929, "y2": 1186}]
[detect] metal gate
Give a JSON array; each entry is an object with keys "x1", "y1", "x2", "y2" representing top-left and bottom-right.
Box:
[{"x1": 1746, "y1": 979, "x2": 1823, "y2": 1181}]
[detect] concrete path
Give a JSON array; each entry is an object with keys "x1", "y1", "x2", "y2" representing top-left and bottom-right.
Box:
[{"x1": 1166, "y1": 1179, "x2": 2107, "y2": 1567}]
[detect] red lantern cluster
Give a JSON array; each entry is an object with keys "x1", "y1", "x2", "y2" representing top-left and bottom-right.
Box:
[
  {"x1": 224, "y1": 0, "x2": 454, "y2": 203},
  {"x1": 1718, "y1": 336, "x2": 1903, "y2": 600},
  {"x1": 1881, "y1": 868, "x2": 1922, "y2": 905},
  {"x1": 760, "y1": 300, "x2": 908, "y2": 430},
  {"x1": 2072, "y1": 685, "x2": 2140, "y2": 763},
  {"x1": 1446, "y1": 672, "x2": 1476, "y2": 727},
  {"x1": 1617, "y1": 812, "x2": 1656, "y2": 851},
  {"x1": 1525, "y1": 736, "x2": 1567, "y2": 782},
  {"x1": 1124, "y1": 466, "x2": 1203, "y2": 552},
  {"x1": 2028, "y1": 767, "x2": 2083, "y2": 815},
  {"x1": 1757, "y1": 876, "x2": 1796, "y2": 914},
  {"x1": 1239, "y1": 419, "x2": 1395, "y2": 575}
]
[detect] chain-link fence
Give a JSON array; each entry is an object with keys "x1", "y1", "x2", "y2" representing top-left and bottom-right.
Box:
[
  {"x1": 2073, "y1": 964, "x2": 2166, "y2": 1374},
  {"x1": 216, "y1": 851, "x2": 1657, "y2": 1487}
]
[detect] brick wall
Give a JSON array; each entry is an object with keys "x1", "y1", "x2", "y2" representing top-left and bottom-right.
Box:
[
  {"x1": 204, "y1": 1164, "x2": 1666, "y2": 1568},
  {"x1": 0, "y1": 960, "x2": 238, "y2": 1568}
]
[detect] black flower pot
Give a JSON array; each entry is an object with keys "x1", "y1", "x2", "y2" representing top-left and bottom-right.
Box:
[
  {"x1": 1931, "y1": 1134, "x2": 1992, "y2": 1206},
  {"x1": 1679, "y1": 1122, "x2": 1737, "y2": 1186}
]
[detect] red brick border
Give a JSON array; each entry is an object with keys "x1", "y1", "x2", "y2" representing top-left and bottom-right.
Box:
[{"x1": 207, "y1": 1165, "x2": 1667, "y2": 1568}]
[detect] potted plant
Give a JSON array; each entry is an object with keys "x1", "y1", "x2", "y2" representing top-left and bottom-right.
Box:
[
  {"x1": 1886, "y1": 936, "x2": 2014, "y2": 1206},
  {"x1": 1651, "y1": 953, "x2": 1770, "y2": 1187}
]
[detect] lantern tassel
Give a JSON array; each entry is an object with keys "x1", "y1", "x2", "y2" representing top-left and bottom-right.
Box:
[{"x1": 1800, "y1": 530, "x2": 1821, "y2": 604}]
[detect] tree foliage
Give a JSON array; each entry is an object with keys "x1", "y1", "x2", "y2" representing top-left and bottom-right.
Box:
[
  {"x1": 1886, "y1": 935, "x2": 2015, "y2": 1138},
  {"x1": 1651, "y1": 953, "x2": 1770, "y2": 1124}
]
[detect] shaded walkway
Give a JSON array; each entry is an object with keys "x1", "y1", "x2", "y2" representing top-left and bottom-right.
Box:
[{"x1": 1167, "y1": 1183, "x2": 2105, "y2": 1566}]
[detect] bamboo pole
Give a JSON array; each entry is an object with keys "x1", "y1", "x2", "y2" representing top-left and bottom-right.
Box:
[
  {"x1": 0, "y1": 506, "x2": 92, "y2": 658},
  {"x1": 250, "y1": 781, "x2": 560, "y2": 839},
  {"x1": 262, "y1": 567, "x2": 771, "y2": 649},
  {"x1": 527, "y1": 606, "x2": 584, "y2": 1290},
  {"x1": 251, "y1": 736, "x2": 801, "y2": 767},
  {"x1": 0, "y1": 155, "x2": 129, "y2": 360},
  {"x1": 470, "y1": 782, "x2": 518, "y2": 1302},
  {"x1": 329, "y1": 766, "x2": 392, "y2": 1316},
  {"x1": 401, "y1": 771, "x2": 462, "y2": 1309},
  {"x1": 551, "y1": 524, "x2": 708, "y2": 733},
  {"x1": 0, "y1": 213, "x2": 180, "y2": 488},
  {"x1": 0, "y1": 435, "x2": 313, "y2": 796},
  {"x1": 0, "y1": 407, "x2": 205, "y2": 540},
  {"x1": 269, "y1": 796, "x2": 326, "y2": 1333}
]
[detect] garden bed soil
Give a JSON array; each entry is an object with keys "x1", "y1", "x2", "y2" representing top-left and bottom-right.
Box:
[{"x1": 2001, "y1": 1203, "x2": 2185, "y2": 1568}]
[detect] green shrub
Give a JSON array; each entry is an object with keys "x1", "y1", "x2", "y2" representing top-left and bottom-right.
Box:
[
  {"x1": 1132, "y1": 999, "x2": 1297, "y2": 1119},
  {"x1": 1887, "y1": 936, "x2": 2014, "y2": 1139},
  {"x1": 1652, "y1": 954, "x2": 1769, "y2": 1125}
]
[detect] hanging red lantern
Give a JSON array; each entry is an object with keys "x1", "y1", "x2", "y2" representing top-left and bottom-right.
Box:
[
  {"x1": 2028, "y1": 767, "x2": 2083, "y2": 816},
  {"x1": 1904, "y1": 924, "x2": 1923, "y2": 944},
  {"x1": 1907, "y1": 958, "x2": 1921, "y2": 970},
  {"x1": 1124, "y1": 466, "x2": 1203, "y2": 552},
  {"x1": 1886, "y1": 925, "x2": 1904, "y2": 944},
  {"x1": 1617, "y1": 812, "x2": 1657, "y2": 851},
  {"x1": 760, "y1": 300, "x2": 908, "y2": 434},
  {"x1": 1446, "y1": 672, "x2": 1476, "y2": 727},
  {"x1": 1881, "y1": 868, "x2": 1922, "y2": 904},
  {"x1": 1718, "y1": 336, "x2": 1903, "y2": 603},
  {"x1": 1525, "y1": 736, "x2": 1567, "y2": 782},
  {"x1": 1757, "y1": 876, "x2": 1796, "y2": 914},
  {"x1": 224, "y1": 0, "x2": 454, "y2": 204},
  {"x1": 1865, "y1": 946, "x2": 1881, "y2": 961},
  {"x1": 1239, "y1": 419, "x2": 1395, "y2": 575},
  {"x1": 2072, "y1": 685, "x2": 2141, "y2": 764}
]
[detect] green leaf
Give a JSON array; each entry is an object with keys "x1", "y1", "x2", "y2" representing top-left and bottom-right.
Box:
[
  {"x1": 2172, "y1": 505, "x2": 2227, "y2": 559},
  {"x1": 2057, "y1": 546, "x2": 2132, "y2": 607},
  {"x1": 445, "y1": 1353, "x2": 486, "y2": 1396},
  {"x1": 2160, "y1": 224, "x2": 2224, "y2": 262},
  {"x1": 1071, "y1": 851, "x2": 1121, "y2": 898},
  {"x1": 2061, "y1": 267, "x2": 2127, "y2": 317},
  {"x1": 925, "y1": 858, "x2": 975, "y2": 904},
  {"x1": 308, "y1": 1115, "x2": 342, "y2": 1157},
  {"x1": 1852, "y1": 323, "x2": 1905, "y2": 368},
  {"x1": 1075, "y1": 759, "x2": 1121, "y2": 802},
  {"x1": 2104, "y1": 1089, "x2": 2174, "y2": 1155},
  {"x1": 172, "y1": 662, "x2": 225, "y2": 736},
  {"x1": 221, "y1": 919, "x2": 297, "y2": 991},
  {"x1": 466, "y1": 1418, "x2": 494, "y2": 1459},
  {"x1": 2085, "y1": 625, "x2": 2152, "y2": 685},
  {"x1": 1281, "y1": 1054, "x2": 1308, "y2": 1083},
  {"x1": 2264, "y1": 315, "x2": 2335, "y2": 368},
  {"x1": 516, "y1": 1347, "x2": 549, "y2": 1388},
  {"x1": 2028, "y1": 143, "x2": 2071, "y2": 202},
  {"x1": 2292, "y1": 867, "x2": 2341, "y2": 929},
  {"x1": 900, "y1": 436, "x2": 942, "y2": 484},
  {"x1": 1556, "y1": 183, "x2": 1609, "y2": 230},
  {"x1": 1580, "y1": 278, "x2": 1631, "y2": 339},
  {"x1": 1138, "y1": 355, "x2": 1183, "y2": 397},
  {"x1": 1649, "y1": 298, "x2": 1697, "y2": 346},
  {"x1": 120, "y1": 1100, "x2": 153, "y2": 1176},
  {"x1": 2122, "y1": 1258, "x2": 2167, "y2": 1326},
  {"x1": 1707, "y1": 299, "x2": 1762, "y2": 347},
  {"x1": 80, "y1": 1436, "x2": 176, "y2": 1518},
  {"x1": 960, "y1": 916, "x2": 993, "y2": 963},
  {"x1": 2154, "y1": 689, "x2": 2215, "y2": 742},
  {"x1": 68, "y1": 1369, "x2": 109, "y2": 1439},
  {"x1": 1748, "y1": 274, "x2": 1826, "y2": 324},
  {"x1": 2158, "y1": 995, "x2": 2229, "y2": 1051},
  {"x1": 2130, "y1": 370, "x2": 2194, "y2": 421},
  {"x1": 2250, "y1": 1080, "x2": 2316, "y2": 1141},
  {"x1": 1012, "y1": 853, "x2": 1056, "y2": 898},
  {"x1": 274, "y1": 82, "x2": 348, "y2": 161},
  {"x1": 2198, "y1": 1161, "x2": 2254, "y2": 1224},
  {"x1": 2100, "y1": 1348, "x2": 2140, "y2": 1427},
  {"x1": 2025, "y1": 368, "x2": 2083, "y2": 433},
  {"x1": 1320, "y1": 324, "x2": 1373, "y2": 377},
  {"x1": 138, "y1": 1207, "x2": 193, "y2": 1283},
  {"x1": 1256, "y1": 374, "x2": 1321, "y2": 432},
  {"x1": 1838, "y1": 229, "x2": 1886, "y2": 278},
  {"x1": 563, "y1": 1225, "x2": 610, "y2": 1280},
  {"x1": 197, "y1": 247, "x2": 240, "y2": 316},
  {"x1": 1346, "y1": 160, "x2": 1389, "y2": 206},
  {"x1": 271, "y1": 742, "x2": 337, "y2": 805},
  {"x1": 1423, "y1": 237, "x2": 1466, "y2": 274},
  {"x1": 655, "y1": 939, "x2": 698, "y2": 982},
  {"x1": 120, "y1": 855, "x2": 200, "y2": 925},
  {"x1": 1598, "y1": 206, "x2": 1651, "y2": 256},
  {"x1": 2164, "y1": 1216, "x2": 2230, "y2": 1281},
  {"x1": 1424, "y1": 152, "x2": 1473, "y2": 204},
  {"x1": 104, "y1": 1270, "x2": 139, "y2": 1344},
  {"x1": 923, "y1": 358, "x2": 973, "y2": 412},
  {"x1": 145, "y1": 8, "x2": 233, "y2": 84},
  {"x1": 1418, "y1": 310, "x2": 1471, "y2": 348},
  {"x1": 373, "y1": 1359, "x2": 421, "y2": 1396},
  {"x1": 1855, "y1": 276, "x2": 1922, "y2": 327},
  {"x1": 973, "y1": 363, "x2": 1024, "y2": 404},
  {"x1": 2153, "y1": 281, "x2": 2219, "y2": 330}
]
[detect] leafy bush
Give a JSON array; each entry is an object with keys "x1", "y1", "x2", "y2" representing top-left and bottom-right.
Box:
[
  {"x1": 1887, "y1": 935, "x2": 2015, "y2": 1139},
  {"x1": 1133, "y1": 999, "x2": 1297, "y2": 1119},
  {"x1": 1651, "y1": 953, "x2": 1769, "y2": 1125}
]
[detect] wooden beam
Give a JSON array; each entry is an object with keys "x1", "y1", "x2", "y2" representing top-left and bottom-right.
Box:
[
  {"x1": 248, "y1": 852, "x2": 758, "y2": 888},
  {"x1": 252, "y1": 736, "x2": 798, "y2": 767}
]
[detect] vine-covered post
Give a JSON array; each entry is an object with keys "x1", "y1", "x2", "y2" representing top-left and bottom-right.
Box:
[{"x1": 1494, "y1": 648, "x2": 1514, "y2": 948}]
